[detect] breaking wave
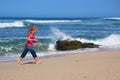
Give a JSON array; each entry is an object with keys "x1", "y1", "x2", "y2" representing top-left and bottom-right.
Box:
[
  {"x1": 76, "y1": 34, "x2": 120, "y2": 48},
  {"x1": 0, "y1": 21, "x2": 25, "y2": 28},
  {"x1": 104, "y1": 17, "x2": 120, "y2": 20},
  {"x1": 25, "y1": 19, "x2": 81, "y2": 23}
]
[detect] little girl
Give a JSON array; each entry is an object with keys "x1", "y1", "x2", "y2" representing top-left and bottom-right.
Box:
[{"x1": 17, "y1": 26, "x2": 40, "y2": 64}]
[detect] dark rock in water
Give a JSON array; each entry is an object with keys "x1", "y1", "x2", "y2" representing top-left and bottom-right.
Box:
[
  {"x1": 56, "y1": 40, "x2": 99, "y2": 51},
  {"x1": 82, "y1": 43, "x2": 99, "y2": 48},
  {"x1": 56, "y1": 40, "x2": 82, "y2": 51}
]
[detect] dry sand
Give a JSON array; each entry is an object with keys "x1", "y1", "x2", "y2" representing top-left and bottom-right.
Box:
[{"x1": 0, "y1": 50, "x2": 120, "y2": 80}]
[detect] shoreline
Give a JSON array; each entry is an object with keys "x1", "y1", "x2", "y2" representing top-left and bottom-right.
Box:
[
  {"x1": 0, "y1": 48, "x2": 119, "y2": 62},
  {"x1": 0, "y1": 50, "x2": 120, "y2": 80}
]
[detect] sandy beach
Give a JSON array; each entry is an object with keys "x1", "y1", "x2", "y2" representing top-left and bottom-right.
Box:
[{"x1": 0, "y1": 50, "x2": 120, "y2": 80}]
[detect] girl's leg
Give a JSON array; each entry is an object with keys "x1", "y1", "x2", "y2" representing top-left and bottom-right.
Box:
[
  {"x1": 17, "y1": 46, "x2": 28, "y2": 64},
  {"x1": 29, "y1": 47, "x2": 37, "y2": 58},
  {"x1": 29, "y1": 47, "x2": 40, "y2": 64},
  {"x1": 20, "y1": 46, "x2": 29, "y2": 58}
]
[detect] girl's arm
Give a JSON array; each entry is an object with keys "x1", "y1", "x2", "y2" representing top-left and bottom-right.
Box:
[{"x1": 27, "y1": 36, "x2": 39, "y2": 43}]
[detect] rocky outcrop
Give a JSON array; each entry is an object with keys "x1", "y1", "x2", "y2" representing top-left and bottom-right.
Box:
[
  {"x1": 82, "y1": 43, "x2": 99, "y2": 48},
  {"x1": 56, "y1": 40, "x2": 99, "y2": 51}
]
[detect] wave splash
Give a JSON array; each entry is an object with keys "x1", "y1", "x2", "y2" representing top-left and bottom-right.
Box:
[
  {"x1": 76, "y1": 34, "x2": 120, "y2": 48},
  {"x1": 50, "y1": 27, "x2": 120, "y2": 49},
  {"x1": 51, "y1": 27, "x2": 73, "y2": 41},
  {"x1": 94, "y1": 34, "x2": 120, "y2": 48}
]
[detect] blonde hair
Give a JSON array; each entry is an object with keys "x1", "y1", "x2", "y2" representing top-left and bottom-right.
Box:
[{"x1": 27, "y1": 26, "x2": 38, "y2": 37}]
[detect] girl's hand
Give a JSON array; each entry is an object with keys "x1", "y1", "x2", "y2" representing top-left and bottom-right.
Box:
[
  {"x1": 36, "y1": 42, "x2": 40, "y2": 47},
  {"x1": 33, "y1": 42, "x2": 40, "y2": 46},
  {"x1": 33, "y1": 39, "x2": 39, "y2": 43}
]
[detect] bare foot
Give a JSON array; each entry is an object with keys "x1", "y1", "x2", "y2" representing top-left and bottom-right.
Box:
[
  {"x1": 34, "y1": 57, "x2": 41, "y2": 64},
  {"x1": 17, "y1": 57, "x2": 22, "y2": 64},
  {"x1": 36, "y1": 61, "x2": 41, "y2": 64}
]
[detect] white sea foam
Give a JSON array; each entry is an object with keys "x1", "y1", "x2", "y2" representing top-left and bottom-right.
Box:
[
  {"x1": 25, "y1": 19, "x2": 81, "y2": 23},
  {"x1": 48, "y1": 43, "x2": 55, "y2": 50},
  {"x1": 76, "y1": 34, "x2": 120, "y2": 48},
  {"x1": 104, "y1": 17, "x2": 120, "y2": 20},
  {"x1": 0, "y1": 21, "x2": 25, "y2": 28}
]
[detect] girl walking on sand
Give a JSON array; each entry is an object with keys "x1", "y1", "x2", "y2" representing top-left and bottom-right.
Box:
[{"x1": 17, "y1": 26, "x2": 40, "y2": 64}]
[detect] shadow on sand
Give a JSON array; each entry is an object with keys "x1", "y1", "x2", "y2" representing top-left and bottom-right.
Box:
[{"x1": 22, "y1": 61, "x2": 36, "y2": 65}]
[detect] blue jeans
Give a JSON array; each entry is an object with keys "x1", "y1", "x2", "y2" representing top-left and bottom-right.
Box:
[{"x1": 20, "y1": 45, "x2": 37, "y2": 58}]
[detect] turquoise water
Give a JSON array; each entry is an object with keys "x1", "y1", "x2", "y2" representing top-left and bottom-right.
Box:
[{"x1": 0, "y1": 17, "x2": 120, "y2": 61}]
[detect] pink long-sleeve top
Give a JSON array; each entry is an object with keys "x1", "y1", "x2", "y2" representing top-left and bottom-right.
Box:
[{"x1": 26, "y1": 33, "x2": 39, "y2": 47}]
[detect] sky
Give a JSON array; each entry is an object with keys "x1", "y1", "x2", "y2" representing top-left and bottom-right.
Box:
[{"x1": 0, "y1": 0, "x2": 120, "y2": 17}]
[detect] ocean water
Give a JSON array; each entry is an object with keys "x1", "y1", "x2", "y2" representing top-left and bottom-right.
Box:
[{"x1": 0, "y1": 17, "x2": 120, "y2": 61}]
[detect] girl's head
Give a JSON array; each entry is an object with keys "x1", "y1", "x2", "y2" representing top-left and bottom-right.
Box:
[{"x1": 27, "y1": 26, "x2": 38, "y2": 37}]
